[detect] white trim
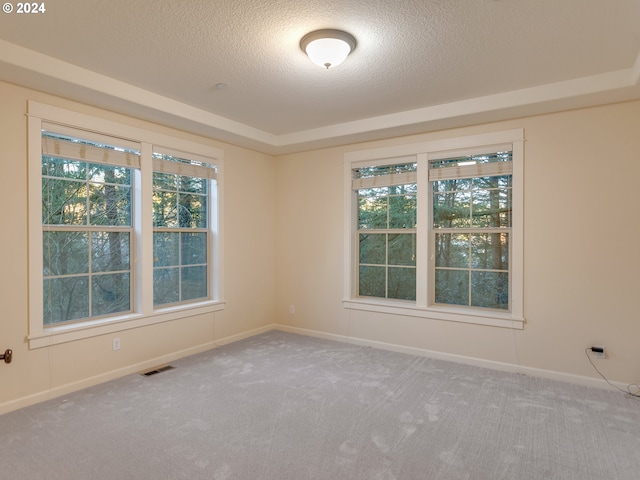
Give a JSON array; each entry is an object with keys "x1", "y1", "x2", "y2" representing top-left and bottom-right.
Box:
[
  {"x1": 41, "y1": 122, "x2": 141, "y2": 152},
  {"x1": 343, "y1": 160, "x2": 355, "y2": 300},
  {"x1": 345, "y1": 130, "x2": 524, "y2": 164},
  {"x1": 273, "y1": 325, "x2": 628, "y2": 391},
  {"x1": 343, "y1": 299, "x2": 524, "y2": 329},
  {"x1": 138, "y1": 143, "x2": 155, "y2": 314},
  {"x1": 28, "y1": 101, "x2": 224, "y2": 161},
  {"x1": 27, "y1": 114, "x2": 44, "y2": 338},
  {"x1": 29, "y1": 301, "x2": 226, "y2": 349}
]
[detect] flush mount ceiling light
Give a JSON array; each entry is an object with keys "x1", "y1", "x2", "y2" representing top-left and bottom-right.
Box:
[{"x1": 300, "y1": 29, "x2": 357, "y2": 69}]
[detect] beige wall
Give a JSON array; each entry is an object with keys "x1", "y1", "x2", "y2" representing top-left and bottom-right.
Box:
[
  {"x1": 0, "y1": 80, "x2": 277, "y2": 411},
  {"x1": 275, "y1": 100, "x2": 640, "y2": 386},
  {"x1": 2, "y1": 77, "x2": 639, "y2": 413}
]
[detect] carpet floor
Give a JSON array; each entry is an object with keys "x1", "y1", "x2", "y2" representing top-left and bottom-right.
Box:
[{"x1": 1, "y1": 331, "x2": 639, "y2": 479}]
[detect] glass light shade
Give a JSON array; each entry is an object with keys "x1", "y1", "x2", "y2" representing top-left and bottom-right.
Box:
[
  {"x1": 305, "y1": 38, "x2": 351, "y2": 69},
  {"x1": 300, "y1": 29, "x2": 356, "y2": 69}
]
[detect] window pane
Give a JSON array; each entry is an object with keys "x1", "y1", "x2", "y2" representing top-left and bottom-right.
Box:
[
  {"x1": 181, "y1": 266, "x2": 207, "y2": 301},
  {"x1": 432, "y1": 178, "x2": 471, "y2": 193},
  {"x1": 42, "y1": 157, "x2": 85, "y2": 179},
  {"x1": 430, "y1": 151, "x2": 512, "y2": 169},
  {"x1": 388, "y1": 267, "x2": 416, "y2": 300},
  {"x1": 358, "y1": 189, "x2": 388, "y2": 229},
  {"x1": 42, "y1": 178, "x2": 87, "y2": 225},
  {"x1": 359, "y1": 234, "x2": 386, "y2": 265},
  {"x1": 88, "y1": 164, "x2": 130, "y2": 185},
  {"x1": 153, "y1": 190, "x2": 178, "y2": 227},
  {"x1": 153, "y1": 267, "x2": 179, "y2": 305},
  {"x1": 182, "y1": 232, "x2": 207, "y2": 265},
  {"x1": 92, "y1": 273, "x2": 130, "y2": 316},
  {"x1": 43, "y1": 231, "x2": 88, "y2": 276},
  {"x1": 91, "y1": 232, "x2": 130, "y2": 272},
  {"x1": 153, "y1": 172, "x2": 177, "y2": 190},
  {"x1": 433, "y1": 190, "x2": 471, "y2": 228},
  {"x1": 388, "y1": 194, "x2": 416, "y2": 229},
  {"x1": 471, "y1": 176, "x2": 511, "y2": 228},
  {"x1": 178, "y1": 193, "x2": 207, "y2": 228},
  {"x1": 179, "y1": 176, "x2": 207, "y2": 194},
  {"x1": 471, "y1": 233, "x2": 509, "y2": 270},
  {"x1": 435, "y1": 269, "x2": 469, "y2": 306},
  {"x1": 354, "y1": 163, "x2": 417, "y2": 179},
  {"x1": 388, "y1": 233, "x2": 416, "y2": 266},
  {"x1": 43, "y1": 277, "x2": 89, "y2": 324},
  {"x1": 359, "y1": 266, "x2": 385, "y2": 298},
  {"x1": 435, "y1": 233, "x2": 469, "y2": 268},
  {"x1": 471, "y1": 271, "x2": 508, "y2": 309},
  {"x1": 154, "y1": 232, "x2": 179, "y2": 267},
  {"x1": 89, "y1": 183, "x2": 131, "y2": 226}
]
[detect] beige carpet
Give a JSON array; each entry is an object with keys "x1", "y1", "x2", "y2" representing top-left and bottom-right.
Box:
[{"x1": 1, "y1": 331, "x2": 639, "y2": 479}]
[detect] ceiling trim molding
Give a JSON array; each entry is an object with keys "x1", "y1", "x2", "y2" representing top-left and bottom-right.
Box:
[
  {"x1": 1, "y1": 39, "x2": 639, "y2": 155},
  {"x1": 278, "y1": 68, "x2": 638, "y2": 145}
]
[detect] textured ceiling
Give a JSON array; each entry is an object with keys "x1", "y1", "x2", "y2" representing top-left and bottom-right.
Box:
[{"x1": 1, "y1": 0, "x2": 639, "y2": 153}]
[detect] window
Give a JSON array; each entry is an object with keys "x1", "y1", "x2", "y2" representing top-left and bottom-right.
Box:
[
  {"x1": 355, "y1": 162, "x2": 417, "y2": 300},
  {"x1": 152, "y1": 151, "x2": 216, "y2": 306},
  {"x1": 344, "y1": 130, "x2": 524, "y2": 329},
  {"x1": 430, "y1": 151, "x2": 512, "y2": 310},
  {"x1": 28, "y1": 102, "x2": 224, "y2": 348},
  {"x1": 41, "y1": 130, "x2": 139, "y2": 325}
]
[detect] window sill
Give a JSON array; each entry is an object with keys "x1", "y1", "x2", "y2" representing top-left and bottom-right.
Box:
[
  {"x1": 28, "y1": 300, "x2": 226, "y2": 349},
  {"x1": 343, "y1": 298, "x2": 524, "y2": 329}
]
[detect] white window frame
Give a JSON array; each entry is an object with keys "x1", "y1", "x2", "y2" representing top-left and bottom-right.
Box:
[
  {"x1": 27, "y1": 101, "x2": 225, "y2": 348},
  {"x1": 343, "y1": 129, "x2": 524, "y2": 329}
]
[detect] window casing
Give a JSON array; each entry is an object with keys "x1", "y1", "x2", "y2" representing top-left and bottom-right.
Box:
[
  {"x1": 344, "y1": 130, "x2": 524, "y2": 329},
  {"x1": 28, "y1": 102, "x2": 224, "y2": 348}
]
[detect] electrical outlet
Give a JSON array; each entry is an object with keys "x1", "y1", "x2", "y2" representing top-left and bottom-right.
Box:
[
  {"x1": 112, "y1": 338, "x2": 121, "y2": 351},
  {"x1": 289, "y1": 304, "x2": 295, "y2": 314},
  {"x1": 591, "y1": 345, "x2": 605, "y2": 359}
]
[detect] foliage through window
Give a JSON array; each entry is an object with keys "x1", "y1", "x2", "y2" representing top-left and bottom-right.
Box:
[
  {"x1": 152, "y1": 152, "x2": 215, "y2": 306},
  {"x1": 356, "y1": 163, "x2": 417, "y2": 300},
  {"x1": 41, "y1": 131, "x2": 138, "y2": 325},
  {"x1": 430, "y1": 152, "x2": 512, "y2": 309}
]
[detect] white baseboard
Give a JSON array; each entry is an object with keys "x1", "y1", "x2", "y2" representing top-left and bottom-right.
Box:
[
  {"x1": 1, "y1": 322, "x2": 628, "y2": 415},
  {"x1": 272, "y1": 324, "x2": 630, "y2": 392},
  {"x1": 0, "y1": 324, "x2": 273, "y2": 416}
]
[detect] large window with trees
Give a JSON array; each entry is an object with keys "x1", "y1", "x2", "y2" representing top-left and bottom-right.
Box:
[
  {"x1": 355, "y1": 162, "x2": 417, "y2": 301},
  {"x1": 344, "y1": 130, "x2": 524, "y2": 329},
  {"x1": 28, "y1": 102, "x2": 224, "y2": 348},
  {"x1": 430, "y1": 151, "x2": 512, "y2": 310},
  {"x1": 41, "y1": 129, "x2": 138, "y2": 325},
  {"x1": 152, "y1": 151, "x2": 216, "y2": 306}
]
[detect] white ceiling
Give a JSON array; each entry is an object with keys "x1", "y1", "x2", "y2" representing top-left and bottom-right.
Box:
[{"x1": 1, "y1": 0, "x2": 639, "y2": 154}]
